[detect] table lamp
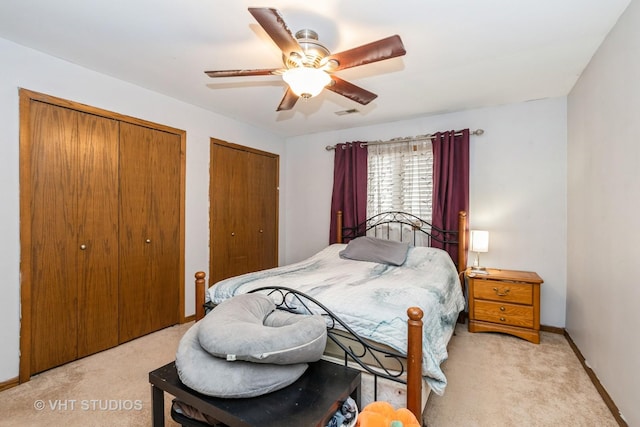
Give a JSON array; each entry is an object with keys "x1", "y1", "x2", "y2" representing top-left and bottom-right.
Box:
[{"x1": 470, "y1": 230, "x2": 489, "y2": 273}]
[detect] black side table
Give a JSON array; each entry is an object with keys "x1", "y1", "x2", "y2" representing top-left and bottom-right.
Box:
[{"x1": 149, "y1": 359, "x2": 361, "y2": 427}]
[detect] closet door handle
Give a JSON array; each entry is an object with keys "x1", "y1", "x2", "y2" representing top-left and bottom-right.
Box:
[
  {"x1": 80, "y1": 244, "x2": 87, "y2": 250},
  {"x1": 145, "y1": 239, "x2": 151, "y2": 244}
]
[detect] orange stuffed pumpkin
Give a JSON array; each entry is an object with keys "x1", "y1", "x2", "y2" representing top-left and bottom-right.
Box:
[{"x1": 356, "y1": 401, "x2": 421, "y2": 427}]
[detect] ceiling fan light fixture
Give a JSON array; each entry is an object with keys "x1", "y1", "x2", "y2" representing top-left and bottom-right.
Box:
[
  {"x1": 205, "y1": 8, "x2": 407, "y2": 110},
  {"x1": 282, "y1": 67, "x2": 331, "y2": 99}
]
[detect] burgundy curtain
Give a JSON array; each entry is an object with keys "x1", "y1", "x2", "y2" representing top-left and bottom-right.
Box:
[
  {"x1": 431, "y1": 129, "x2": 470, "y2": 261},
  {"x1": 329, "y1": 142, "x2": 368, "y2": 244}
]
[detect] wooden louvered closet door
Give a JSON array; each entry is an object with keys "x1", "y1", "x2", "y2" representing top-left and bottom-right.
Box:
[
  {"x1": 29, "y1": 102, "x2": 119, "y2": 374},
  {"x1": 210, "y1": 140, "x2": 278, "y2": 284},
  {"x1": 118, "y1": 123, "x2": 180, "y2": 343}
]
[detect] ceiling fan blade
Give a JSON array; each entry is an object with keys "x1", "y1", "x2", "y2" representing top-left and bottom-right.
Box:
[
  {"x1": 205, "y1": 69, "x2": 281, "y2": 78},
  {"x1": 276, "y1": 87, "x2": 299, "y2": 111},
  {"x1": 248, "y1": 8, "x2": 304, "y2": 58},
  {"x1": 325, "y1": 35, "x2": 406, "y2": 71},
  {"x1": 326, "y1": 76, "x2": 378, "y2": 105}
]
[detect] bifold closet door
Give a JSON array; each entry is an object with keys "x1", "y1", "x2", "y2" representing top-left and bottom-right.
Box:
[
  {"x1": 75, "y1": 111, "x2": 120, "y2": 358},
  {"x1": 119, "y1": 123, "x2": 180, "y2": 343},
  {"x1": 246, "y1": 152, "x2": 278, "y2": 272},
  {"x1": 210, "y1": 141, "x2": 278, "y2": 284},
  {"x1": 29, "y1": 102, "x2": 119, "y2": 374},
  {"x1": 210, "y1": 144, "x2": 249, "y2": 283}
]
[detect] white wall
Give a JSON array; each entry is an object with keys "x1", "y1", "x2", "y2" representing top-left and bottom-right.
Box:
[
  {"x1": 284, "y1": 97, "x2": 568, "y2": 328},
  {"x1": 567, "y1": 0, "x2": 639, "y2": 424},
  {"x1": 0, "y1": 38, "x2": 286, "y2": 383}
]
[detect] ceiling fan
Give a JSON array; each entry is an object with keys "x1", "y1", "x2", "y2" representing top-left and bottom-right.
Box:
[{"x1": 204, "y1": 7, "x2": 407, "y2": 111}]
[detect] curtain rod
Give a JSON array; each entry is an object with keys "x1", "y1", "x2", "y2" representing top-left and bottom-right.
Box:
[{"x1": 324, "y1": 128, "x2": 484, "y2": 151}]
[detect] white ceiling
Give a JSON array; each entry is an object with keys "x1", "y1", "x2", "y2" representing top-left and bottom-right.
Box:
[{"x1": 0, "y1": 0, "x2": 631, "y2": 137}]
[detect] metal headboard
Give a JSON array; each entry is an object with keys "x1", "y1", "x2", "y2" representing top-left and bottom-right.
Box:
[{"x1": 342, "y1": 211, "x2": 459, "y2": 247}]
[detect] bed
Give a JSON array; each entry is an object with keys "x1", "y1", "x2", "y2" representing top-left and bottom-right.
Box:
[{"x1": 194, "y1": 210, "x2": 468, "y2": 420}]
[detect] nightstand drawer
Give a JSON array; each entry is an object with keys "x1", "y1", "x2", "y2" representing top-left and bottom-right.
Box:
[
  {"x1": 474, "y1": 300, "x2": 534, "y2": 328},
  {"x1": 473, "y1": 279, "x2": 532, "y2": 304}
]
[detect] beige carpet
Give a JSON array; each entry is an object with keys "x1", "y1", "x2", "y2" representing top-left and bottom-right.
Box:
[
  {"x1": 0, "y1": 322, "x2": 618, "y2": 427},
  {"x1": 424, "y1": 325, "x2": 618, "y2": 427},
  {"x1": 0, "y1": 322, "x2": 191, "y2": 427}
]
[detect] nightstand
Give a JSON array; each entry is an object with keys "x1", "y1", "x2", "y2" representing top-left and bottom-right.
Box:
[{"x1": 467, "y1": 268, "x2": 543, "y2": 344}]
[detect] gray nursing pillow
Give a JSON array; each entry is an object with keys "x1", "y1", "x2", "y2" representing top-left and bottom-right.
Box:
[
  {"x1": 176, "y1": 321, "x2": 308, "y2": 398},
  {"x1": 197, "y1": 293, "x2": 327, "y2": 365}
]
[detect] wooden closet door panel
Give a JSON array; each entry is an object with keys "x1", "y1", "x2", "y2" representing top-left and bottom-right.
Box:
[
  {"x1": 210, "y1": 144, "x2": 249, "y2": 283},
  {"x1": 247, "y1": 153, "x2": 278, "y2": 272},
  {"x1": 118, "y1": 122, "x2": 153, "y2": 342},
  {"x1": 20, "y1": 89, "x2": 185, "y2": 382},
  {"x1": 148, "y1": 129, "x2": 180, "y2": 331},
  {"x1": 262, "y1": 155, "x2": 278, "y2": 269},
  {"x1": 29, "y1": 102, "x2": 79, "y2": 373},
  {"x1": 245, "y1": 152, "x2": 261, "y2": 271},
  {"x1": 76, "y1": 112, "x2": 120, "y2": 357}
]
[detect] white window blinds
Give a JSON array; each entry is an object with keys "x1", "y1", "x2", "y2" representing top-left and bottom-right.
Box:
[{"x1": 367, "y1": 139, "x2": 433, "y2": 221}]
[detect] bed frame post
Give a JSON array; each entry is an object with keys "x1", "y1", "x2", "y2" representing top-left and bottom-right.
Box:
[
  {"x1": 406, "y1": 307, "x2": 424, "y2": 420},
  {"x1": 195, "y1": 271, "x2": 206, "y2": 321},
  {"x1": 336, "y1": 210, "x2": 343, "y2": 243},
  {"x1": 457, "y1": 210, "x2": 468, "y2": 273}
]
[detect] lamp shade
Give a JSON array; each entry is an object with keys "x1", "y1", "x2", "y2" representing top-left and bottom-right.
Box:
[
  {"x1": 282, "y1": 67, "x2": 331, "y2": 99},
  {"x1": 470, "y1": 230, "x2": 489, "y2": 253}
]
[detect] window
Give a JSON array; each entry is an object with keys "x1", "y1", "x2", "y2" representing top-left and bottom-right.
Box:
[{"x1": 367, "y1": 139, "x2": 433, "y2": 221}]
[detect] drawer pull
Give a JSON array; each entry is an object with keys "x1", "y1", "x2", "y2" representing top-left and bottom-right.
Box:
[
  {"x1": 500, "y1": 306, "x2": 505, "y2": 311},
  {"x1": 500, "y1": 317, "x2": 506, "y2": 322},
  {"x1": 493, "y1": 287, "x2": 510, "y2": 297}
]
